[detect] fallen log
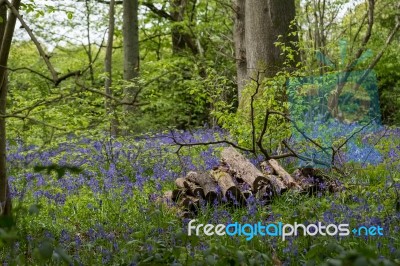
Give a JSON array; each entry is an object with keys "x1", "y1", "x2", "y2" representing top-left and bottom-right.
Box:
[
  {"x1": 221, "y1": 147, "x2": 267, "y2": 192},
  {"x1": 184, "y1": 180, "x2": 205, "y2": 199},
  {"x1": 255, "y1": 185, "x2": 273, "y2": 202},
  {"x1": 211, "y1": 168, "x2": 246, "y2": 205},
  {"x1": 175, "y1": 177, "x2": 186, "y2": 189},
  {"x1": 291, "y1": 169, "x2": 316, "y2": 194},
  {"x1": 268, "y1": 159, "x2": 301, "y2": 189},
  {"x1": 178, "y1": 194, "x2": 200, "y2": 212},
  {"x1": 172, "y1": 189, "x2": 185, "y2": 202},
  {"x1": 164, "y1": 147, "x2": 338, "y2": 218},
  {"x1": 175, "y1": 177, "x2": 205, "y2": 198},
  {"x1": 264, "y1": 175, "x2": 288, "y2": 195},
  {"x1": 260, "y1": 161, "x2": 274, "y2": 175},
  {"x1": 261, "y1": 175, "x2": 288, "y2": 195},
  {"x1": 186, "y1": 171, "x2": 219, "y2": 203}
]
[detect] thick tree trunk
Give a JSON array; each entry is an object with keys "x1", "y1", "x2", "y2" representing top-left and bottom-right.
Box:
[
  {"x1": 244, "y1": 0, "x2": 297, "y2": 78},
  {"x1": 234, "y1": 0, "x2": 247, "y2": 99},
  {"x1": 0, "y1": 0, "x2": 22, "y2": 217},
  {"x1": 104, "y1": 0, "x2": 119, "y2": 136},
  {"x1": 122, "y1": 0, "x2": 139, "y2": 125}
]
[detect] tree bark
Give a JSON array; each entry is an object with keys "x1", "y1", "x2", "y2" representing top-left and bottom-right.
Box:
[
  {"x1": 122, "y1": 0, "x2": 139, "y2": 125},
  {"x1": 175, "y1": 177, "x2": 204, "y2": 198},
  {"x1": 0, "y1": 0, "x2": 22, "y2": 217},
  {"x1": 268, "y1": 159, "x2": 300, "y2": 189},
  {"x1": 234, "y1": 0, "x2": 247, "y2": 99},
  {"x1": 211, "y1": 168, "x2": 246, "y2": 205},
  {"x1": 186, "y1": 171, "x2": 219, "y2": 203},
  {"x1": 104, "y1": 0, "x2": 119, "y2": 136},
  {"x1": 221, "y1": 147, "x2": 267, "y2": 192},
  {"x1": 244, "y1": 0, "x2": 297, "y2": 78},
  {"x1": 170, "y1": 0, "x2": 198, "y2": 55}
]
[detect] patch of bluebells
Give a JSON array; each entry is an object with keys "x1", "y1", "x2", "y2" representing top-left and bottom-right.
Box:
[
  {"x1": 288, "y1": 119, "x2": 387, "y2": 168},
  {"x1": 4, "y1": 126, "x2": 400, "y2": 263}
]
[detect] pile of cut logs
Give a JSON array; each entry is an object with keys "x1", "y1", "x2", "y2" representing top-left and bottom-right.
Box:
[{"x1": 163, "y1": 147, "x2": 339, "y2": 216}]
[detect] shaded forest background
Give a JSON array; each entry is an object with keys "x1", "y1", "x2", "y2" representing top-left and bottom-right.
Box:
[{"x1": 4, "y1": 0, "x2": 399, "y2": 145}]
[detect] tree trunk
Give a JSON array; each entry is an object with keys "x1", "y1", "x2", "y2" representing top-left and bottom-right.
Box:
[
  {"x1": 104, "y1": 0, "x2": 118, "y2": 136},
  {"x1": 0, "y1": 0, "x2": 22, "y2": 217},
  {"x1": 234, "y1": 0, "x2": 246, "y2": 98},
  {"x1": 244, "y1": 0, "x2": 297, "y2": 79},
  {"x1": 85, "y1": 0, "x2": 95, "y2": 85},
  {"x1": 122, "y1": 0, "x2": 139, "y2": 130},
  {"x1": 171, "y1": 0, "x2": 187, "y2": 54}
]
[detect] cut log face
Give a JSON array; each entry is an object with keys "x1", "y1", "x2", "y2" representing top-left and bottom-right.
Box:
[
  {"x1": 178, "y1": 195, "x2": 200, "y2": 212},
  {"x1": 255, "y1": 185, "x2": 273, "y2": 202},
  {"x1": 221, "y1": 147, "x2": 267, "y2": 192},
  {"x1": 183, "y1": 180, "x2": 205, "y2": 199},
  {"x1": 260, "y1": 161, "x2": 274, "y2": 175},
  {"x1": 211, "y1": 169, "x2": 246, "y2": 206},
  {"x1": 268, "y1": 159, "x2": 301, "y2": 189},
  {"x1": 186, "y1": 171, "x2": 220, "y2": 203},
  {"x1": 172, "y1": 189, "x2": 185, "y2": 202},
  {"x1": 175, "y1": 177, "x2": 205, "y2": 198},
  {"x1": 175, "y1": 177, "x2": 186, "y2": 189},
  {"x1": 265, "y1": 175, "x2": 288, "y2": 195}
]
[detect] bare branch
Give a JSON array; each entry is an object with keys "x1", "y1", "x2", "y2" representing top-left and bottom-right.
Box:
[
  {"x1": 143, "y1": 2, "x2": 174, "y2": 20},
  {"x1": 1, "y1": 114, "x2": 65, "y2": 131},
  {"x1": 354, "y1": 15, "x2": 400, "y2": 88},
  {"x1": 5, "y1": 66, "x2": 53, "y2": 82},
  {"x1": 4, "y1": 0, "x2": 59, "y2": 82}
]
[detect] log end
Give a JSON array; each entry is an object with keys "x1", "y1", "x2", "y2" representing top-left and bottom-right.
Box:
[{"x1": 225, "y1": 187, "x2": 246, "y2": 206}]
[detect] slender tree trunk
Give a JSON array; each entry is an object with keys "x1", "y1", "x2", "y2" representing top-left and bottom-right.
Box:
[
  {"x1": 234, "y1": 0, "x2": 246, "y2": 99},
  {"x1": 104, "y1": 0, "x2": 118, "y2": 136},
  {"x1": 122, "y1": 0, "x2": 139, "y2": 126},
  {"x1": 85, "y1": 0, "x2": 95, "y2": 86},
  {"x1": 0, "y1": 5, "x2": 8, "y2": 217},
  {"x1": 0, "y1": 0, "x2": 22, "y2": 217},
  {"x1": 104, "y1": 0, "x2": 115, "y2": 103}
]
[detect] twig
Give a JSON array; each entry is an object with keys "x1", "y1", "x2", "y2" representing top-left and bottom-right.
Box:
[
  {"x1": 4, "y1": 0, "x2": 58, "y2": 82},
  {"x1": 332, "y1": 117, "x2": 378, "y2": 165},
  {"x1": 1, "y1": 114, "x2": 65, "y2": 130}
]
